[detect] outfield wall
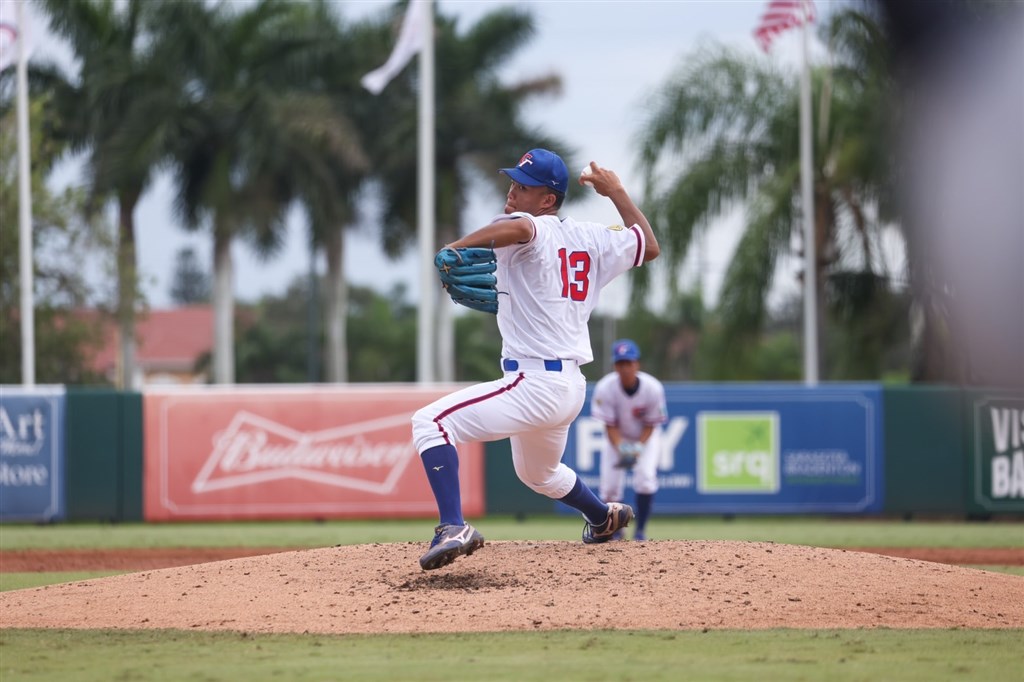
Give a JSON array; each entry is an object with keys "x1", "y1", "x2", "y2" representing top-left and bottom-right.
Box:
[
  {"x1": 560, "y1": 383, "x2": 885, "y2": 515},
  {"x1": 1, "y1": 384, "x2": 1021, "y2": 521}
]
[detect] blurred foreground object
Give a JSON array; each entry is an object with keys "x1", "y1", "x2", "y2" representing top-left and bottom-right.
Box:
[{"x1": 877, "y1": 0, "x2": 1024, "y2": 388}]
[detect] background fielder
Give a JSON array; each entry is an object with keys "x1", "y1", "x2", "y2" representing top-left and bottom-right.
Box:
[{"x1": 591, "y1": 339, "x2": 668, "y2": 541}]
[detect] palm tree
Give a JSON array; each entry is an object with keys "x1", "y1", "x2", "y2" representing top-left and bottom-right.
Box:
[
  {"x1": 282, "y1": 1, "x2": 380, "y2": 383},
  {"x1": 35, "y1": 0, "x2": 174, "y2": 388},
  {"x1": 369, "y1": 4, "x2": 568, "y2": 381},
  {"x1": 637, "y1": 7, "x2": 898, "y2": 379},
  {"x1": 149, "y1": 0, "x2": 366, "y2": 384}
]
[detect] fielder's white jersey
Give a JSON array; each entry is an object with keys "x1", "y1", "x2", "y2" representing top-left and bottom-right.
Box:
[
  {"x1": 493, "y1": 212, "x2": 646, "y2": 365},
  {"x1": 591, "y1": 371, "x2": 668, "y2": 440}
]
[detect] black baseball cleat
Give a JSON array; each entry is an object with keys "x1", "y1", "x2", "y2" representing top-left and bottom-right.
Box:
[
  {"x1": 419, "y1": 523, "x2": 485, "y2": 570},
  {"x1": 582, "y1": 502, "x2": 634, "y2": 544}
]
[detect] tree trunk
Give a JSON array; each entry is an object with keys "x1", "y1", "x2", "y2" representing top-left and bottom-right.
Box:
[
  {"x1": 813, "y1": 189, "x2": 833, "y2": 380},
  {"x1": 324, "y1": 227, "x2": 347, "y2": 383},
  {"x1": 212, "y1": 223, "x2": 234, "y2": 384},
  {"x1": 116, "y1": 192, "x2": 139, "y2": 390}
]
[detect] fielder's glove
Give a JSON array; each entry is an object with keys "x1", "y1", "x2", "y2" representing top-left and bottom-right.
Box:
[
  {"x1": 615, "y1": 441, "x2": 642, "y2": 470},
  {"x1": 434, "y1": 247, "x2": 498, "y2": 314}
]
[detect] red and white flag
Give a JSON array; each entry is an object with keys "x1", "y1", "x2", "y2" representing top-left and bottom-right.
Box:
[
  {"x1": 753, "y1": 0, "x2": 816, "y2": 52},
  {"x1": 0, "y1": 21, "x2": 21, "y2": 72}
]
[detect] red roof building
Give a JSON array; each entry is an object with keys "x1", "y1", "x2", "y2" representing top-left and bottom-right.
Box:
[{"x1": 84, "y1": 306, "x2": 213, "y2": 387}]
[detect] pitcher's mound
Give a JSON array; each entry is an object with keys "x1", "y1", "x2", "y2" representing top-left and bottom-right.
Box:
[{"x1": 2, "y1": 540, "x2": 1022, "y2": 633}]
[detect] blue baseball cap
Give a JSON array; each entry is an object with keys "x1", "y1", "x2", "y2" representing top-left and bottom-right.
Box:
[
  {"x1": 499, "y1": 149, "x2": 569, "y2": 195},
  {"x1": 612, "y1": 339, "x2": 641, "y2": 363}
]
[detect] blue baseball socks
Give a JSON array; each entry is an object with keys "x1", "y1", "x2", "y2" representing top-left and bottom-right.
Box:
[
  {"x1": 420, "y1": 444, "x2": 463, "y2": 526},
  {"x1": 635, "y1": 492, "x2": 653, "y2": 534},
  {"x1": 559, "y1": 475, "x2": 608, "y2": 524},
  {"x1": 423, "y1": 450, "x2": 610, "y2": 528}
]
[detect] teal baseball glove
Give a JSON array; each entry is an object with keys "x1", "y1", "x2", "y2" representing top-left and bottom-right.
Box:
[{"x1": 434, "y1": 247, "x2": 498, "y2": 314}]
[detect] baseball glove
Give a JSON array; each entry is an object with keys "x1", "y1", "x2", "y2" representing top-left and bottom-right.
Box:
[
  {"x1": 615, "y1": 441, "x2": 642, "y2": 470},
  {"x1": 434, "y1": 247, "x2": 498, "y2": 314}
]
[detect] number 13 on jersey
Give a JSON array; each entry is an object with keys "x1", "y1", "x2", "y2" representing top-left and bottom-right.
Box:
[{"x1": 558, "y1": 248, "x2": 592, "y2": 302}]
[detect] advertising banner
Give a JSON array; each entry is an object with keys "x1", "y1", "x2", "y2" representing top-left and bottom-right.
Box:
[
  {"x1": 0, "y1": 386, "x2": 66, "y2": 521},
  {"x1": 143, "y1": 386, "x2": 483, "y2": 520},
  {"x1": 968, "y1": 391, "x2": 1024, "y2": 513},
  {"x1": 563, "y1": 384, "x2": 884, "y2": 514}
]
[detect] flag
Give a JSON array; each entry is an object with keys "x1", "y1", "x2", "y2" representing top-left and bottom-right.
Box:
[
  {"x1": 360, "y1": 1, "x2": 439, "y2": 381},
  {"x1": 753, "y1": 0, "x2": 816, "y2": 52},
  {"x1": 0, "y1": 20, "x2": 21, "y2": 72},
  {"x1": 361, "y1": 0, "x2": 428, "y2": 95},
  {"x1": 754, "y1": 0, "x2": 819, "y2": 382}
]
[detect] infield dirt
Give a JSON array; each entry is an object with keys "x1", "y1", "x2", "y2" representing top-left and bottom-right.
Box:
[{"x1": 2, "y1": 540, "x2": 1023, "y2": 634}]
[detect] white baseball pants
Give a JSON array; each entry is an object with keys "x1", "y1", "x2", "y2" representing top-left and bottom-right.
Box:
[
  {"x1": 599, "y1": 429, "x2": 662, "y2": 502},
  {"x1": 412, "y1": 362, "x2": 587, "y2": 499}
]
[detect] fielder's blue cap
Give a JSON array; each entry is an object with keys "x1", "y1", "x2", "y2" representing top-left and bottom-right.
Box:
[
  {"x1": 500, "y1": 148, "x2": 569, "y2": 195},
  {"x1": 612, "y1": 339, "x2": 641, "y2": 363}
]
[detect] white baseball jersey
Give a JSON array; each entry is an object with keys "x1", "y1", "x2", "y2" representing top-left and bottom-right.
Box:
[
  {"x1": 591, "y1": 371, "x2": 668, "y2": 439},
  {"x1": 493, "y1": 212, "x2": 646, "y2": 365},
  {"x1": 412, "y1": 210, "x2": 647, "y2": 500}
]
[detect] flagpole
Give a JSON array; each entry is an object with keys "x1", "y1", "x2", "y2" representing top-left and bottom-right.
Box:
[
  {"x1": 16, "y1": 0, "x2": 34, "y2": 387},
  {"x1": 799, "y1": 17, "x2": 817, "y2": 386},
  {"x1": 416, "y1": 0, "x2": 436, "y2": 384}
]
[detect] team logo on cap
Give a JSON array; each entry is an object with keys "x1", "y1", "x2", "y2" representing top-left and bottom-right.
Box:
[
  {"x1": 517, "y1": 153, "x2": 534, "y2": 167},
  {"x1": 616, "y1": 343, "x2": 631, "y2": 356}
]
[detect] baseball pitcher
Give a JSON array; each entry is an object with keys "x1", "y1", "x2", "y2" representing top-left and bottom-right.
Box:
[{"x1": 411, "y1": 148, "x2": 660, "y2": 570}]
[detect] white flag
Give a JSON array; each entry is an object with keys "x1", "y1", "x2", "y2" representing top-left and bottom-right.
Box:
[{"x1": 361, "y1": 0, "x2": 428, "y2": 95}]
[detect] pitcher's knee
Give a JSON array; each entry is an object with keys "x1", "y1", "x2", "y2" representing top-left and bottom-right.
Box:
[
  {"x1": 519, "y1": 476, "x2": 560, "y2": 497},
  {"x1": 514, "y1": 467, "x2": 575, "y2": 499},
  {"x1": 412, "y1": 408, "x2": 447, "y2": 453}
]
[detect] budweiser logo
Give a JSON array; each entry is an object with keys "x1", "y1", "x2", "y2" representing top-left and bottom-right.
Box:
[{"x1": 191, "y1": 411, "x2": 417, "y2": 494}]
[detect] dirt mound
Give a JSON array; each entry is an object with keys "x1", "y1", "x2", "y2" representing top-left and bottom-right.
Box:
[
  {"x1": 2, "y1": 541, "x2": 1022, "y2": 633},
  {"x1": 4, "y1": 546, "x2": 1022, "y2": 572}
]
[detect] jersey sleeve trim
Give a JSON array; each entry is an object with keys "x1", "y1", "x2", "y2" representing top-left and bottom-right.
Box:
[
  {"x1": 629, "y1": 224, "x2": 645, "y2": 268},
  {"x1": 494, "y1": 211, "x2": 537, "y2": 245}
]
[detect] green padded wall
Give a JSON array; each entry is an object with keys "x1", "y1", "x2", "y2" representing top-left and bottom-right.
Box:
[
  {"x1": 882, "y1": 386, "x2": 966, "y2": 515},
  {"x1": 64, "y1": 389, "x2": 143, "y2": 521}
]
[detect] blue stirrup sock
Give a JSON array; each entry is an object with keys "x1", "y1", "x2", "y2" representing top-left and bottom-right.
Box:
[
  {"x1": 559, "y1": 475, "x2": 608, "y2": 525},
  {"x1": 635, "y1": 493, "x2": 653, "y2": 532},
  {"x1": 420, "y1": 444, "x2": 464, "y2": 527}
]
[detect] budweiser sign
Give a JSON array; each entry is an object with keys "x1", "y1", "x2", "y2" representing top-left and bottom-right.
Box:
[
  {"x1": 193, "y1": 411, "x2": 416, "y2": 494},
  {"x1": 143, "y1": 388, "x2": 484, "y2": 520}
]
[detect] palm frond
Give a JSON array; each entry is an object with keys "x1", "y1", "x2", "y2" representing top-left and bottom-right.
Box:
[
  {"x1": 639, "y1": 46, "x2": 789, "y2": 176},
  {"x1": 716, "y1": 164, "x2": 799, "y2": 336},
  {"x1": 456, "y1": 8, "x2": 536, "y2": 74}
]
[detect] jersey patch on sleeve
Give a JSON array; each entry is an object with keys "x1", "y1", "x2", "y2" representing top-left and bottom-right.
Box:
[{"x1": 606, "y1": 224, "x2": 625, "y2": 231}]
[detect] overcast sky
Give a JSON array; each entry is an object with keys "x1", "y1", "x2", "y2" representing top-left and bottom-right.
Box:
[{"x1": 10, "y1": 0, "x2": 845, "y2": 312}]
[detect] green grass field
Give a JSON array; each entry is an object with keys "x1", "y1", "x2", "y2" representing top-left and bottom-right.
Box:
[
  {"x1": 1, "y1": 517, "x2": 1022, "y2": 681},
  {"x1": 2, "y1": 515, "x2": 1022, "y2": 550},
  {"x1": 1, "y1": 628, "x2": 1022, "y2": 682}
]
